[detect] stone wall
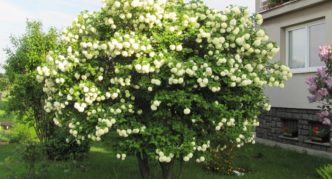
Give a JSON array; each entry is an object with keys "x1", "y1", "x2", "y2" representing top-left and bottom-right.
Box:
[{"x1": 256, "y1": 107, "x2": 332, "y2": 152}]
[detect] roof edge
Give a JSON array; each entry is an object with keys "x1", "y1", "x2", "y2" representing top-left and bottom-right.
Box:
[{"x1": 258, "y1": 0, "x2": 328, "y2": 20}]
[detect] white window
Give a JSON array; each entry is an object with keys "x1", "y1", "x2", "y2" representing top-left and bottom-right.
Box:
[{"x1": 286, "y1": 20, "x2": 326, "y2": 73}]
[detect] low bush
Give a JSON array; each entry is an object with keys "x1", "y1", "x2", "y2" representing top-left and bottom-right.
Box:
[
  {"x1": 22, "y1": 142, "x2": 48, "y2": 178},
  {"x1": 317, "y1": 164, "x2": 332, "y2": 179},
  {"x1": 0, "y1": 128, "x2": 11, "y2": 143},
  {"x1": 44, "y1": 127, "x2": 90, "y2": 160},
  {"x1": 8, "y1": 123, "x2": 38, "y2": 143},
  {"x1": 204, "y1": 144, "x2": 242, "y2": 175}
]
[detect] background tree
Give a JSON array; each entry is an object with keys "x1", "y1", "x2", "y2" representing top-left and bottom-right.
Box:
[
  {"x1": 0, "y1": 73, "x2": 10, "y2": 93},
  {"x1": 38, "y1": 0, "x2": 292, "y2": 178},
  {"x1": 4, "y1": 20, "x2": 89, "y2": 159}
]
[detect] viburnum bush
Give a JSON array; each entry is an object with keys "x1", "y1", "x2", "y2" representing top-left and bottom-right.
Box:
[
  {"x1": 307, "y1": 45, "x2": 332, "y2": 125},
  {"x1": 37, "y1": 0, "x2": 291, "y2": 178}
]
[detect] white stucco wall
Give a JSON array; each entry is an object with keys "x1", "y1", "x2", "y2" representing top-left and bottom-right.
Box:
[{"x1": 260, "y1": 0, "x2": 332, "y2": 109}]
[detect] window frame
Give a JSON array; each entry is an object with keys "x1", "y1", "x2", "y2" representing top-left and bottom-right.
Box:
[{"x1": 285, "y1": 20, "x2": 325, "y2": 74}]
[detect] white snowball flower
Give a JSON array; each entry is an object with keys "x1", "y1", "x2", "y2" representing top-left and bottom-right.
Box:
[
  {"x1": 176, "y1": 44, "x2": 183, "y2": 51},
  {"x1": 151, "y1": 105, "x2": 157, "y2": 111},
  {"x1": 183, "y1": 108, "x2": 191, "y2": 115},
  {"x1": 169, "y1": 45, "x2": 176, "y2": 51}
]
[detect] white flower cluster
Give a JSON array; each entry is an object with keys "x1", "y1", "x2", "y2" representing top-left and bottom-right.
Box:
[
  {"x1": 110, "y1": 77, "x2": 131, "y2": 87},
  {"x1": 168, "y1": 62, "x2": 187, "y2": 85},
  {"x1": 178, "y1": 140, "x2": 211, "y2": 163},
  {"x1": 235, "y1": 134, "x2": 246, "y2": 147},
  {"x1": 183, "y1": 108, "x2": 191, "y2": 115},
  {"x1": 151, "y1": 78, "x2": 161, "y2": 86},
  {"x1": 69, "y1": 122, "x2": 80, "y2": 137},
  {"x1": 196, "y1": 156, "x2": 206, "y2": 163},
  {"x1": 53, "y1": 118, "x2": 61, "y2": 127},
  {"x1": 36, "y1": 66, "x2": 50, "y2": 77},
  {"x1": 235, "y1": 133, "x2": 255, "y2": 148},
  {"x1": 263, "y1": 103, "x2": 272, "y2": 111},
  {"x1": 156, "y1": 149, "x2": 174, "y2": 163},
  {"x1": 74, "y1": 102, "x2": 87, "y2": 112},
  {"x1": 116, "y1": 153, "x2": 127, "y2": 160},
  {"x1": 117, "y1": 126, "x2": 145, "y2": 137},
  {"x1": 191, "y1": 7, "x2": 292, "y2": 89},
  {"x1": 169, "y1": 44, "x2": 183, "y2": 52},
  {"x1": 215, "y1": 118, "x2": 238, "y2": 131},
  {"x1": 95, "y1": 118, "x2": 116, "y2": 137},
  {"x1": 135, "y1": 63, "x2": 154, "y2": 74},
  {"x1": 151, "y1": 100, "x2": 161, "y2": 111},
  {"x1": 215, "y1": 118, "x2": 225, "y2": 131},
  {"x1": 183, "y1": 153, "x2": 193, "y2": 162},
  {"x1": 252, "y1": 119, "x2": 260, "y2": 127},
  {"x1": 194, "y1": 141, "x2": 210, "y2": 152}
]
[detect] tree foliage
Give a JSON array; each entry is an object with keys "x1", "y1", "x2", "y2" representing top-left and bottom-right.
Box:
[
  {"x1": 0, "y1": 74, "x2": 10, "y2": 92},
  {"x1": 5, "y1": 21, "x2": 89, "y2": 160},
  {"x1": 5, "y1": 21, "x2": 58, "y2": 140}
]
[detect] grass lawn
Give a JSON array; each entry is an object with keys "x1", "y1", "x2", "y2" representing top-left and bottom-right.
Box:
[{"x1": 0, "y1": 143, "x2": 330, "y2": 179}]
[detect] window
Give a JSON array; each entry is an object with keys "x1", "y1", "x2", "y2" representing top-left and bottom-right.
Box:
[
  {"x1": 281, "y1": 119, "x2": 298, "y2": 138},
  {"x1": 286, "y1": 20, "x2": 326, "y2": 73}
]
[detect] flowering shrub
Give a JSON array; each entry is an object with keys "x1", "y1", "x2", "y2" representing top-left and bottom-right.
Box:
[
  {"x1": 307, "y1": 45, "x2": 332, "y2": 125},
  {"x1": 37, "y1": 0, "x2": 291, "y2": 178}
]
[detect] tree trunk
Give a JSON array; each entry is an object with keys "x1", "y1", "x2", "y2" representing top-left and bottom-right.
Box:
[
  {"x1": 136, "y1": 152, "x2": 150, "y2": 179},
  {"x1": 178, "y1": 159, "x2": 184, "y2": 179},
  {"x1": 159, "y1": 160, "x2": 175, "y2": 179},
  {"x1": 33, "y1": 97, "x2": 50, "y2": 144}
]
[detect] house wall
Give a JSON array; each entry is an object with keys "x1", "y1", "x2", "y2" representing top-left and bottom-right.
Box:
[
  {"x1": 256, "y1": 107, "x2": 332, "y2": 152},
  {"x1": 261, "y1": 1, "x2": 332, "y2": 109}
]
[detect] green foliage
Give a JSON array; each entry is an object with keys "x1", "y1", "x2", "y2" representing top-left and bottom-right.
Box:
[
  {"x1": 0, "y1": 99, "x2": 15, "y2": 122},
  {"x1": 0, "y1": 128, "x2": 11, "y2": 143},
  {"x1": 44, "y1": 127, "x2": 90, "y2": 160},
  {"x1": 4, "y1": 20, "x2": 58, "y2": 140},
  {"x1": 0, "y1": 144, "x2": 32, "y2": 178},
  {"x1": 0, "y1": 143, "x2": 49, "y2": 178},
  {"x1": 0, "y1": 97, "x2": 38, "y2": 144},
  {"x1": 0, "y1": 74, "x2": 10, "y2": 92},
  {"x1": 7, "y1": 123, "x2": 38, "y2": 143},
  {"x1": 22, "y1": 142, "x2": 48, "y2": 178},
  {"x1": 204, "y1": 144, "x2": 238, "y2": 175},
  {"x1": 317, "y1": 164, "x2": 332, "y2": 179},
  {"x1": 4, "y1": 20, "x2": 90, "y2": 159}
]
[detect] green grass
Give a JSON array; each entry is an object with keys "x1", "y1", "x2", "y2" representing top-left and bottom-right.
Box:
[{"x1": 0, "y1": 143, "x2": 330, "y2": 179}]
